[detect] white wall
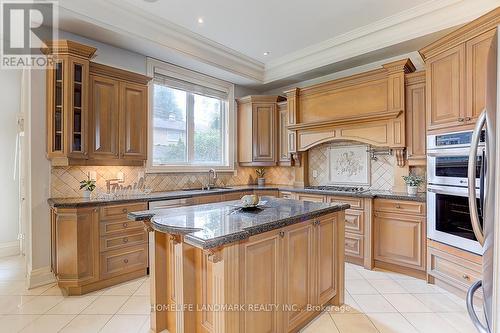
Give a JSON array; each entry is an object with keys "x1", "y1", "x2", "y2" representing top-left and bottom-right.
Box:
[{"x1": 0, "y1": 69, "x2": 21, "y2": 256}]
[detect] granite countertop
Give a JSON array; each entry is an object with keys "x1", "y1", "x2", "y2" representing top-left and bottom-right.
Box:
[
  {"x1": 128, "y1": 197, "x2": 350, "y2": 249},
  {"x1": 48, "y1": 184, "x2": 426, "y2": 208}
]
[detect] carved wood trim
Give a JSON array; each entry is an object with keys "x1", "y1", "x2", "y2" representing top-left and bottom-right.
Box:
[
  {"x1": 42, "y1": 40, "x2": 97, "y2": 59},
  {"x1": 90, "y1": 62, "x2": 152, "y2": 85},
  {"x1": 393, "y1": 147, "x2": 406, "y2": 167}
]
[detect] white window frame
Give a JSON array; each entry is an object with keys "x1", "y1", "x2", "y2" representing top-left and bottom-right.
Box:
[{"x1": 146, "y1": 58, "x2": 236, "y2": 173}]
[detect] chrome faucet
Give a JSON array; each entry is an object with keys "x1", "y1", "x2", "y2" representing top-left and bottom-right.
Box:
[{"x1": 206, "y1": 168, "x2": 217, "y2": 190}]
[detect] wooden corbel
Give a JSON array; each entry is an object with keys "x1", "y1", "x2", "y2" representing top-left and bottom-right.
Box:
[
  {"x1": 393, "y1": 148, "x2": 406, "y2": 167},
  {"x1": 170, "y1": 234, "x2": 181, "y2": 244},
  {"x1": 292, "y1": 152, "x2": 303, "y2": 167},
  {"x1": 142, "y1": 220, "x2": 154, "y2": 233},
  {"x1": 206, "y1": 248, "x2": 223, "y2": 263}
]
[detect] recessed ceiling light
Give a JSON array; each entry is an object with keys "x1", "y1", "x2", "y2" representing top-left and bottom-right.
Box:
[
  {"x1": 197, "y1": 17, "x2": 204, "y2": 24},
  {"x1": 263, "y1": 51, "x2": 270, "y2": 56}
]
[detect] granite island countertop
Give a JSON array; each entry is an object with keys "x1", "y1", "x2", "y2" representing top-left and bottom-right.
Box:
[
  {"x1": 48, "y1": 185, "x2": 426, "y2": 208},
  {"x1": 128, "y1": 197, "x2": 350, "y2": 249}
]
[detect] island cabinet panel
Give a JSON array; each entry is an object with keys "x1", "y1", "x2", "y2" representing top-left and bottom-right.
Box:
[
  {"x1": 283, "y1": 222, "x2": 315, "y2": 332},
  {"x1": 240, "y1": 230, "x2": 283, "y2": 333},
  {"x1": 425, "y1": 45, "x2": 465, "y2": 131},
  {"x1": 373, "y1": 199, "x2": 426, "y2": 277},
  {"x1": 316, "y1": 215, "x2": 338, "y2": 305}
]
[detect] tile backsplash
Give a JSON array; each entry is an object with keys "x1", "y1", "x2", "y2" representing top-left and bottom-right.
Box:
[
  {"x1": 308, "y1": 141, "x2": 395, "y2": 190},
  {"x1": 50, "y1": 165, "x2": 295, "y2": 198}
]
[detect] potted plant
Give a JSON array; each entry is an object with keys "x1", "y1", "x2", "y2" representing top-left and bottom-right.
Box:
[
  {"x1": 255, "y1": 168, "x2": 266, "y2": 187},
  {"x1": 79, "y1": 178, "x2": 96, "y2": 199},
  {"x1": 402, "y1": 174, "x2": 424, "y2": 195}
]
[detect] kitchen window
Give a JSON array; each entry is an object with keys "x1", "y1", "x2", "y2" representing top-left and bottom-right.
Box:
[{"x1": 147, "y1": 59, "x2": 235, "y2": 172}]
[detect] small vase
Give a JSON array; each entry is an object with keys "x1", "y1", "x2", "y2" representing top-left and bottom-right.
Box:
[
  {"x1": 83, "y1": 190, "x2": 92, "y2": 199},
  {"x1": 407, "y1": 185, "x2": 418, "y2": 196},
  {"x1": 257, "y1": 178, "x2": 265, "y2": 187}
]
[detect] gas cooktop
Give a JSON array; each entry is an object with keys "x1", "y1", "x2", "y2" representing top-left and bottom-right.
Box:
[{"x1": 305, "y1": 186, "x2": 368, "y2": 193}]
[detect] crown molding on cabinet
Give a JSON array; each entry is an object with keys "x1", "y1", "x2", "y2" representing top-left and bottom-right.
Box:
[{"x1": 57, "y1": 0, "x2": 498, "y2": 85}]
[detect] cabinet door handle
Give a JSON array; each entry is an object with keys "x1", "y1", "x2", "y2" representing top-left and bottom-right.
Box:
[
  {"x1": 463, "y1": 274, "x2": 470, "y2": 280},
  {"x1": 458, "y1": 117, "x2": 465, "y2": 122},
  {"x1": 465, "y1": 117, "x2": 472, "y2": 121},
  {"x1": 123, "y1": 237, "x2": 129, "y2": 243},
  {"x1": 279, "y1": 231, "x2": 285, "y2": 238},
  {"x1": 123, "y1": 222, "x2": 128, "y2": 228},
  {"x1": 395, "y1": 204, "x2": 401, "y2": 209},
  {"x1": 123, "y1": 258, "x2": 129, "y2": 264},
  {"x1": 122, "y1": 208, "x2": 128, "y2": 213}
]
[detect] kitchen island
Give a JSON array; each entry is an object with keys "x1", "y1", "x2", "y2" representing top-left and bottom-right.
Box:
[{"x1": 128, "y1": 197, "x2": 349, "y2": 333}]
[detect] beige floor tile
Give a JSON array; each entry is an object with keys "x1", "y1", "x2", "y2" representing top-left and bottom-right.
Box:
[
  {"x1": 138, "y1": 316, "x2": 152, "y2": 333},
  {"x1": 11, "y1": 295, "x2": 64, "y2": 315},
  {"x1": 0, "y1": 295, "x2": 36, "y2": 314},
  {"x1": 345, "y1": 267, "x2": 364, "y2": 280},
  {"x1": 100, "y1": 314, "x2": 148, "y2": 333},
  {"x1": 41, "y1": 285, "x2": 65, "y2": 296},
  {"x1": 368, "y1": 279, "x2": 407, "y2": 294},
  {"x1": 46, "y1": 295, "x2": 98, "y2": 315},
  {"x1": 0, "y1": 281, "x2": 52, "y2": 296},
  {"x1": 118, "y1": 296, "x2": 151, "y2": 315},
  {"x1": 133, "y1": 279, "x2": 150, "y2": 296},
  {"x1": 345, "y1": 279, "x2": 379, "y2": 295},
  {"x1": 413, "y1": 293, "x2": 464, "y2": 312},
  {"x1": 331, "y1": 313, "x2": 378, "y2": 333},
  {"x1": 328, "y1": 292, "x2": 362, "y2": 315},
  {"x1": 366, "y1": 312, "x2": 418, "y2": 333},
  {"x1": 301, "y1": 312, "x2": 339, "y2": 333},
  {"x1": 402, "y1": 312, "x2": 459, "y2": 333},
  {"x1": 0, "y1": 314, "x2": 39, "y2": 332},
  {"x1": 358, "y1": 268, "x2": 393, "y2": 280},
  {"x1": 59, "y1": 314, "x2": 112, "y2": 333},
  {"x1": 102, "y1": 279, "x2": 144, "y2": 296},
  {"x1": 19, "y1": 314, "x2": 76, "y2": 333},
  {"x1": 352, "y1": 294, "x2": 397, "y2": 313},
  {"x1": 0, "y1": 268, "x2": 26, "y2": 281},
  {"x1": 81, "y1": 296, "x2": 129, "y2": 315},
  {"x1": 395, "y1": 279, "x2": 441, "y2": 294},
  {"x1": 437, "y1": 312, "x2": 483, "y2": 333},
  {"x1": 383, "y1": 294, "x2": 432, "y2": 313}
]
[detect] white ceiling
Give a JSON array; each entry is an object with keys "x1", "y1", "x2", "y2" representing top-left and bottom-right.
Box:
[
  {"x1": 55, "y1": 0, "x2": 499, "y2": 88},
  {"x1": 121, "y1": 0, "x2": 431, "y2": 63}
]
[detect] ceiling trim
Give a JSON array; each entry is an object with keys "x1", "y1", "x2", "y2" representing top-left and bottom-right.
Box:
[
  {"x1": 57, "y1": 0, "x2": 265, "y2": 82},
  {"x1": 264, "y1": 0, "x2": 499, "y2": 82},
  {"x1": 56, "y1": 0, "x2": 498, "y2": 86}
]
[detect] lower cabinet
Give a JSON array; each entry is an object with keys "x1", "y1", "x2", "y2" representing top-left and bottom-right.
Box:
[
  {"x1": 373, "y1": 199, "x2": 426, "y2": 276},
  {"x1": 51, "y1": 202, "x2": 148, "y2": 295},
  {"x1": 240, "y1": 213, "x2": 343, "y2": 332}
]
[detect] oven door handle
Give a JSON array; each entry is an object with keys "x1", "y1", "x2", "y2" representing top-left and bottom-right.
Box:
[{"x1": 468, "y1": 109, "x2": 486, "y2": 246}]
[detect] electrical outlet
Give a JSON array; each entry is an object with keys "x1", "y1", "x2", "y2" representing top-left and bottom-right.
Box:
[
  {"x1": 89, "y1": 171, "x2": 97, "y2": 181},
  {"x1": 312, "y1": 170, "x2": 318, "y2": 178},
  {"x1": 138, "y1": 171, "x2": 145, "y2": 180}
]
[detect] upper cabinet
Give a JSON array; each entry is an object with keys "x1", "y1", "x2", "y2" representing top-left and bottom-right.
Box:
[
  {"x1": 405, "y1": 71, "x2": 426, "y2": 165},
  {"x1": 236, "y1": 95, "x2": 285, "y2": 166},
  {"x1": 44, "y1": 40, "x2": 96, "y2": 166},
  {"x1": 277, "y1": 101, "x2": 292, "y2": 166},
  {"x1": 420, "y1": 8, "x2": 499, "y2": 133},
  {"x1": 44, "y1": 40, "x2": 151, "y2": 166}
]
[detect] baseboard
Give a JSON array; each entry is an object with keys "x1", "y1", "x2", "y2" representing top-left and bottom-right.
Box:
[
  {"x1": 28, "y1": 265, "x2": 56, "y2": 289},
  {"x1": 0, "y1": 240, "x2": 20, "y2": 258}
]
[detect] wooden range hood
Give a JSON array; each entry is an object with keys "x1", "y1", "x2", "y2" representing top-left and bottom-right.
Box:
[{"x1": 285, "y1": 58, "x2": 416, "y2": 167}]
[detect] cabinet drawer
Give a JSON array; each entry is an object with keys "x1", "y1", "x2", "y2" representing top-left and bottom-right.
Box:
[
  {"x1": 100, "y1": 203, "x2": 147, "y2": 220},
  {"x1": 374, "y1": 199, "x2": 425, "y2": 216},
  {"x1": 345, "y1": 233, "x2": 363, "y2": 259},
  {"x1": 294, "y1": 193, "x2": 325, "y2": 202},
  {"x1": 100, "y1": 231, "x2": 147, "y2": 252},
  {"x1": 279, "y1": 191, "x2": 293, "y2": 199},
  {"x1": 254, "y1": 190, "x2": 279, "y2": 198},
  {"x1": 195, "y1": 194, "x2": 222, "y2": 204},
  {"x1": 328, "y1": 196, "x2": 363, "y2": 209},
  {"x1": 428, "y1": 246, "x2": 481, "y2": 292},
  {"x1": 222, "y1": 191, "x2": 252, "y2": 202},
  {"x1": 344, "y1": 209, "x2": 364, "y2": 234},
  {"x1": 100, "y1": 219, "x2": 145, "y2": 236},
  {"x1": 100, "y1": 244, "x2": 148, "y2": 279}
]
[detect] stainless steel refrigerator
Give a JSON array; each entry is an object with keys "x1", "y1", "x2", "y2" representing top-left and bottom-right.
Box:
[{"x1": 467, "y1": 26, "x2": 499, "y2": 333}]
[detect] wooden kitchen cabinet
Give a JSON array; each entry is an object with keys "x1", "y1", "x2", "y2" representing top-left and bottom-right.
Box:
[
  {"x1": 44, "y1": 40, "x2": 97, "y2": 166},
  {"x1": 240, "y1": 212, "x2": 344, "y2": 333},
  {"x1": 237, "y1": 95, "x2": 285, "y2": 166},
  {"x1": 89, "y1": 63, "x2": 150, "y2": 165},
  {"x1": 51, "y1": 202, "x2": 148, "y2": 295},
  {"x1": 373, "y1": 199, "x2": 426, "y2": 277},
  {"x1": 405, "y1": 71, "x2": 426, "y2": 165},
  {"x1": 278, "y1": 101, "x2": 292, "y2": 166},
  {"x1": 420, "y1": 8, "x2": 500, "y2": 133}
]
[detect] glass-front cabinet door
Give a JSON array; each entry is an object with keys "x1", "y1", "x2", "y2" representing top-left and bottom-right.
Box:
[{"x1": 44, "y1": 40, "x2": 96, "y2": 165}]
